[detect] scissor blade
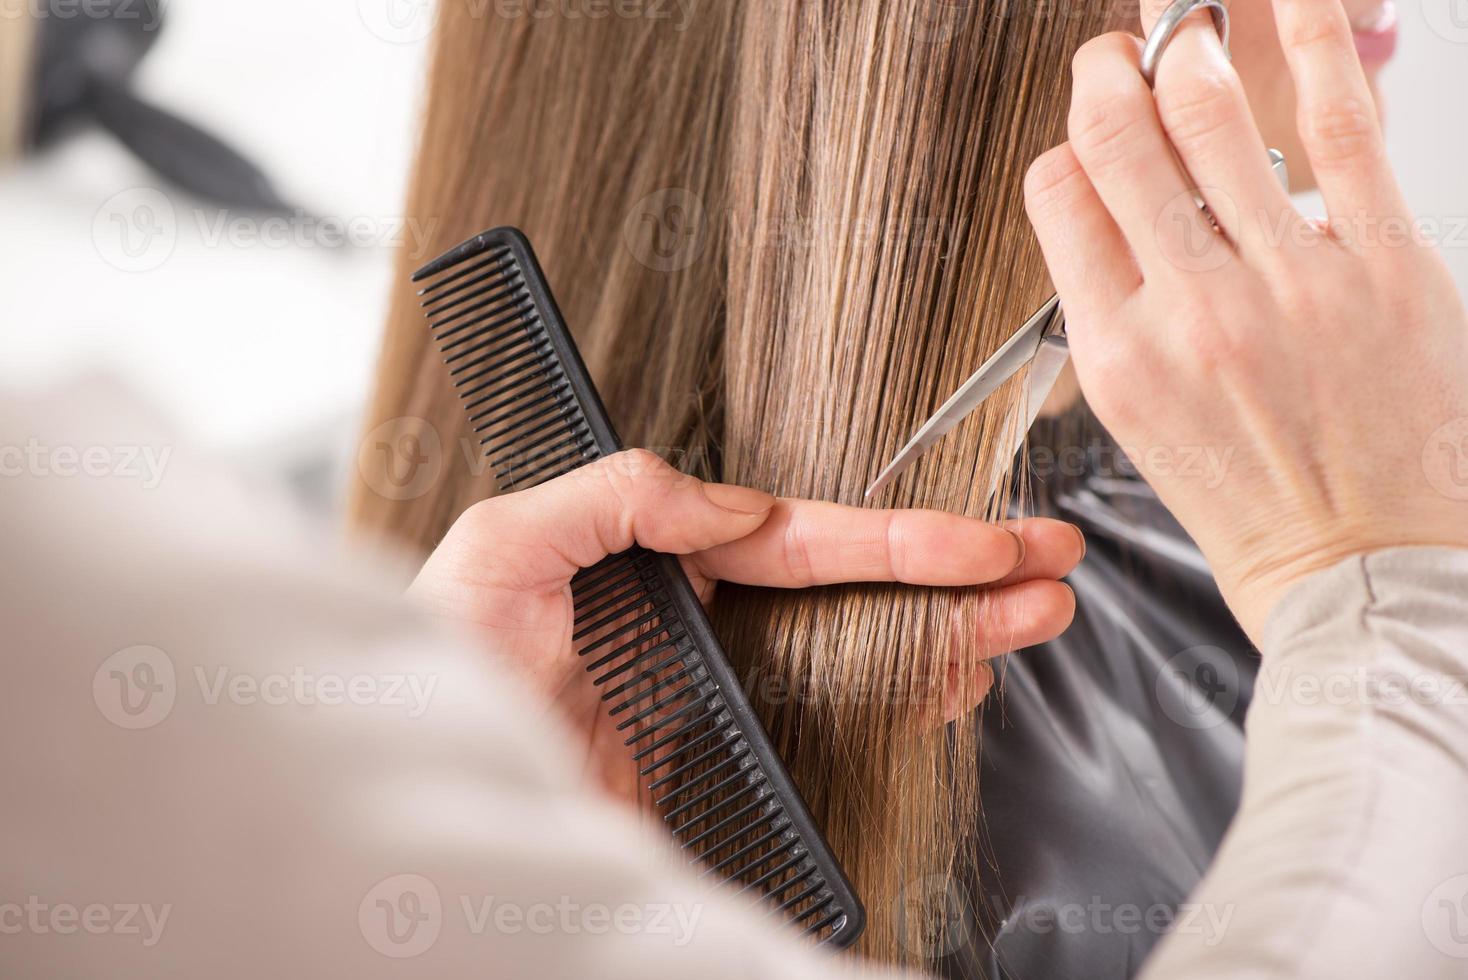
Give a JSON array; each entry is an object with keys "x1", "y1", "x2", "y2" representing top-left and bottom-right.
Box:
[
  {"x1": 980, "y1": 334, "x2": 1071, "y2": 506},
  {"x1": 864, "y1": 295, "x2": 1059, "y2": 499}
]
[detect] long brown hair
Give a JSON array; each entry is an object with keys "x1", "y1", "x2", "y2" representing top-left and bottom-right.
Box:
[{"x1": 351, "y1": 0, "x2": 1120, "y2": 965}]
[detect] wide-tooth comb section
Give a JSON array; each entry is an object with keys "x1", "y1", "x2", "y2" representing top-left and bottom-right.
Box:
[
  {"x1": 415, "y1": 238, "x2": 597, "y2": 492},
  {"x1": 415, "y1": 228, "x2": 864, "y2": 949}
]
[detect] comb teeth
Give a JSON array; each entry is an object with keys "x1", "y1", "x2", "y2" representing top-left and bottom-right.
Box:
[
  {"x1": 416, "y1": 240, "x2": 598, "y2": 492},
  {"x1": 415, "y1": 228, "x2": 865, "y2": 949}
]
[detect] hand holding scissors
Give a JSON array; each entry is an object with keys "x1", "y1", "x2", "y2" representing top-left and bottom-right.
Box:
[
  {"x1": 1022, "y1": 0, "x2": 1468, "y2": 639},
  {"x1": 867, "y1": 0, "x2": 1285, "y2": 504}
]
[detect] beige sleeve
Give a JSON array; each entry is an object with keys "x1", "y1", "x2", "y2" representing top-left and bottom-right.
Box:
[
  {"x1": 0, "y1": 392, "x2": 903, "y2": 980},
  {"x1": 1140, "y1": 547, "x2": 1468, "y2": 979}
]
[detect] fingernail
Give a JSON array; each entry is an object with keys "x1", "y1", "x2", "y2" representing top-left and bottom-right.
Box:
[
  {"x1": 1008, "y1": 529, "x2": 1027, "y2": 569},
  {"x1": 1070, "y1": 523, "x2": 1087, "y2": 562},
  {"x1": 702, "y1": 482, "x2": 776, "y2": 516}
]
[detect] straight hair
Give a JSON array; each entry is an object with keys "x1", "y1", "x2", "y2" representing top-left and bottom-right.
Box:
[{"x1": 350, "y1": 0, "x2": 1121, "y2": 965}]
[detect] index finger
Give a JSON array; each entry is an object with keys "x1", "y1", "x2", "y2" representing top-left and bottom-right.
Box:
[{"x1": 686, "y1": 500, "x2": 1085, "y2": 589}]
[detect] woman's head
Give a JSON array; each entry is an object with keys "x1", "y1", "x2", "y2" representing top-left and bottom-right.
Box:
[
  {"x1": 352, "y1": 0, "x2": 1393, "y2": 965},
  {"x1": 353, "y1": 1, "x2": 1127, "y2": 964}
]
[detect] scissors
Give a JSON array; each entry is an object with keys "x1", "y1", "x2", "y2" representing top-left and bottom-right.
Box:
[{"x1": 865, "y1": 0, "x2": 1288, "y2": 501}]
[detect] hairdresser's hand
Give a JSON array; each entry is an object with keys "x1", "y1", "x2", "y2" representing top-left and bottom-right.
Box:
[
  {"x1": 1024, "y1": 0, "x2": 1468, "y2": 641},
  {"x1": 410, "y1": 449, "x2": 1082, "y2": 805}
]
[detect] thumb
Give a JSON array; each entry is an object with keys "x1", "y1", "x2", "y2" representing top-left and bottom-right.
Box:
[{"x1": 454, "y1": 450, "x2": 776, "y2": 590}]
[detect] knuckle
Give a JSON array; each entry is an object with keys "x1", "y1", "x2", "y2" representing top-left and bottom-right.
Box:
[
  {"x1": 622, "y1": 448, "x2": 679, "y2": 486},
  {"x1": 1067, "y1": 33, "x2": 1150, "y2": 174},
  {"x1": 1275, "y1": 282, "x2": 1320, "y2": 323},
  {"x1": 1177, "y1": 313, "x2": 1252, "y2": 373},
  {"x1": 1300, "y1": 98, "x2": 1381, "y2": 167},
  {"x1": 780, "y1": 516, "x2": 816, "y2": 584},
  {"x1": 463, "y1": 494, "x2": 510, "y2": 534},
  {"x1": 586, "y1": 449, "x2": 681, "y2": 554},
  {"x1": 1069, "y1": 94, "x2": 1153, "y2": 174},
  {"x1": 1280, "y1": 9, "x2": 1350, "y2": 53},
  {"x1": 1073, "y1": 31, "x2": 1137, "y2": 73},
  {"x1": 1157, "y1": 71, "x2": 1238, "y2": 152},
  {"x1": 1139, "y1": 0, "x2": 1173, "y2": 21},
  {"x1": 599, "y1": 448, "x2": 672, "y2": 505},
  {"x1": 616, "y1": 447, "x2": 667, "y2": 476},
  {"x1": 1024, "y1": 145, "x2": 1087, "y2": 221},
  {"x1": 882, "y1": 512, "x2": 908, "y2": 582}
]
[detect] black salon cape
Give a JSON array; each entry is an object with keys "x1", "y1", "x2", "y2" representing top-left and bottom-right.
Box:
[{"x1": 938, "y1": 424, "x2": 1259, "y2": 980}]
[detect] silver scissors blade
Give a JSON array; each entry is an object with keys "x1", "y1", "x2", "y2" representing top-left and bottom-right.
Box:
[
  {"x1": 865, "y1": 294, "x2": 1065, "y2": 499},
  {"x1": 977, "y1": 330, "x2": 1070, "y2": 504}
]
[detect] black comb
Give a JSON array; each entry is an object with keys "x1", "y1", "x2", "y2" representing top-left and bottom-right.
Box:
[{"x1": 413, "y1": 227, "x2": 865, "y2": 949}]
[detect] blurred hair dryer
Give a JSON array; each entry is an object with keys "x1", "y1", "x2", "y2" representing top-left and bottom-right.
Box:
[{"x1": 16, "y1": 0, "x2": 302, "y2": 215}]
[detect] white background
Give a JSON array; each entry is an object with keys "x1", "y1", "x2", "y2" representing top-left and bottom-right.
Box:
[{"x1": 0, "y1": 0, "x2": 1463, "y2": 510}]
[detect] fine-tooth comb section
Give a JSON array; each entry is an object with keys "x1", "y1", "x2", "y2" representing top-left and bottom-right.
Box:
[{"x1": 414, "y1": 228, "x2": 864, "y2": 949}]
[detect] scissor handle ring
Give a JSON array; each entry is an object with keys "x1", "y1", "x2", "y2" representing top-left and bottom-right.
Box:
[{"x1": 1140, "y1": 0, "x2": 1231, "y2": 88}]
